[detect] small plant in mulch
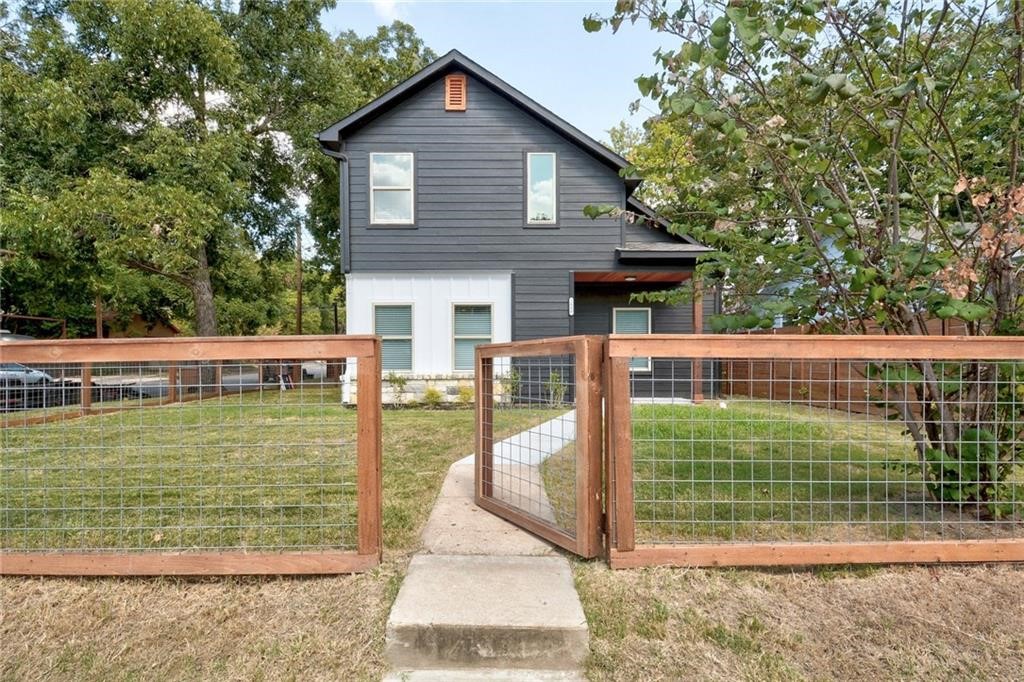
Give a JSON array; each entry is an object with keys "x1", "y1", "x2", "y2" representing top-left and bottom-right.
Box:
[
  {"x1": 422, "y1": 386, "x2": 444, "y2": 409},
  {"x1": 546, "y1": 370, "x2": 567, "y2": 407}
]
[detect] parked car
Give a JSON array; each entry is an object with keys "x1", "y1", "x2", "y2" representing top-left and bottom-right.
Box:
[
  {"x1": 0, "y1": 329, "x2": 35, "y2": 342},
  {"x1": 0, "y1": 362, "x2": 63, "y2": 411}
]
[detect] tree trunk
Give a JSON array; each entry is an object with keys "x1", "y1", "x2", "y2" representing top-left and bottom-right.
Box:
[{"x1": 192, "y1": 242, "x2": 218, "y2": 336}]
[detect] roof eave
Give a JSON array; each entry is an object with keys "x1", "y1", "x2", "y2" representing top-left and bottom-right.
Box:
[{"x1": 315, "y1": 49, "x2": 633, "y2": 176}]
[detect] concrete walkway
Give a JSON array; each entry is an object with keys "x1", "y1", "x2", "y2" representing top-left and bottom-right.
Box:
[{"x1": 383, "y1": 416, "x2": 590, "y2": 681}]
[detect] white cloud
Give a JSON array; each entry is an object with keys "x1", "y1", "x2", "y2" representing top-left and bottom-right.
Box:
[{"x1": 371, "y1": 0, "x2": 400, "y2": 20}]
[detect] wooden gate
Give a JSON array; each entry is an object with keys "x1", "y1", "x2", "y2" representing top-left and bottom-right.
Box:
[{"x1": 474, "y1": 336, "x2": 604, "y2": 557}]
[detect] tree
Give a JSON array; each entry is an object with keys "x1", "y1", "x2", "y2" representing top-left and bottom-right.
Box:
[
  {"x1": 1, "y1": 3, "x2": 434, "y2": 336},
  {"x1": 586, "y1": 0, "x2": 1023, "y2": 511},
  {"x1": 305, "y1": 22, "x2": 436, "y2": 278},
  {"x1": 607, "y1": 118, "x2": 692, "y2": 208}
]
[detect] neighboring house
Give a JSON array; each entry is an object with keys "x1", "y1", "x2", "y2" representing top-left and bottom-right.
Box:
[
  {"x1": 103, "y1": 312, "x2": 180, "y2": 339},
  {"x1": 317, "y1": 50, "x2": 717, "y2": 401}
]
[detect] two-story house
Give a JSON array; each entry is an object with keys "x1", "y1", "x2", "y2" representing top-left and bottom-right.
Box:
[{"x1": 317, "y1": 50, "x2": 717, "y2": 401}]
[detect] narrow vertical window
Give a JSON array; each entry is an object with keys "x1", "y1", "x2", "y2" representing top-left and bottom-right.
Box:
[
  {"x1": 526, "y1": 152, "x2": 556, "y2": 225},
  {"x1": 613, "y1": 308, "x2": 651, "y2": 371},
  {"x1": 374, "y1": 305, "x2": 413, "y2": 371},
  {"x1": 370, "y1": 153, "x2": 414, "y2": 224},
  {"x1": 453, "y1": 305, "x2": 492, "y2": 371}
]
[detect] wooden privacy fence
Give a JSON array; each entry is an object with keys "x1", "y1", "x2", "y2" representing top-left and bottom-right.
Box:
[
  {"x1": 606, "y1": 334, "x2": 1024, "y2": 568},
  {"x1": 0, "y1": 336, "x2": 381, "y2": 576}
]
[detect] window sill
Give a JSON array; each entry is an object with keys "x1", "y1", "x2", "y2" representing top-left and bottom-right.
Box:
[
  {"x1": 369, "y1": 224, "x2": 417, "y2": 230},
  {"x1": 524, "y1": 224, "x2": 559, "y2": 229}
]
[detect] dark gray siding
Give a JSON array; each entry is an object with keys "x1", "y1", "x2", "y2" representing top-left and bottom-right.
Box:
[
  {"x1": 342, "y1": 74, "x2": 693, "y2": 340},
  {"x1": 622, "y1": 220, "x2": 685, "y2": 245},
  {"x1": 574, "y1": 286, "x2": 718, "y2": 398}
]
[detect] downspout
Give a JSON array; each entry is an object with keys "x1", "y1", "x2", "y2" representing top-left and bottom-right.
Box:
[
  {"x1": 318, "y1": 143, "x2": 353, "y2": 402},
  {"x1": 318, "y1": 145, "x2": 351, "y2": 274}
]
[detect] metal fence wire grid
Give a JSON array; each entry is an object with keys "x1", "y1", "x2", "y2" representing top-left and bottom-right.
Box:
[
  {"x1": 626, "y1": 355, "x2": 1022, "y2": 545},
  {"x1": 2, "y1": 355, "x2": 360, "y2": 555}
]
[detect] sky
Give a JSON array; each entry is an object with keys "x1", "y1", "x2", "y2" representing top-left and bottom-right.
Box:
[{"x1": 321, "y1": 0, "x2": 676, "y2": 144}]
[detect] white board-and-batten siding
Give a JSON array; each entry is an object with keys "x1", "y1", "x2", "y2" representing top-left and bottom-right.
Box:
[{"x1": 345, "y1": 271, "x2": 512, "y2": 380}]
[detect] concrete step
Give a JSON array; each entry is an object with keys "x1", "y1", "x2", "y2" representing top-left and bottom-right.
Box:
[
  {"x1": 385, "y1": 554, "x2": 588, "y2": 671},
  {"x1": 382, "y1": 669, "x2": 587, "y2": 681}
]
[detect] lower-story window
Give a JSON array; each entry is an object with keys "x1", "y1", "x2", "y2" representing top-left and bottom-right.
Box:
[
  {"x1": 374, "y1": 304, "x2": 413, "y2": 372},
  {"x1": 613, "y1": 307, "x2": 652, "y2": 371},
  {"x1": 453, "y1": 304, "x2": 492, "y2": 371}
]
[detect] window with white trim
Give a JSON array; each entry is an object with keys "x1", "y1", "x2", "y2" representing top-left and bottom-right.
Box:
[
  {"x1": 374, "y1": 304, "x2": 413, "y2": 371},
  {"x1": 453, "y1": 304, "x2": 492, "y2": 371},
  {"x1": 526, "y1": 152, "x2": 556, "y2": 224},
  {"x1": 613, "y1": 307, "x2": 652, "y2": 371},
  {"x1": 370, "y1": 153, "x2": 414, "y2": 224}
]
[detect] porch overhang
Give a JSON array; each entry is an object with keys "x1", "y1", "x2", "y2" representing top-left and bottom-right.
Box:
[{"x1": 573, "y1": 271, "x2": 690, "y2": 285}]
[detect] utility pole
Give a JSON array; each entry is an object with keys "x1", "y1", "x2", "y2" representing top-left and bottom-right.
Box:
[
  {"x1": 296, "y1": 222, "x2": 303, "y2": 335},
  {"x1": 94, "y1": 296, "x2": 103, "y2": 338}
]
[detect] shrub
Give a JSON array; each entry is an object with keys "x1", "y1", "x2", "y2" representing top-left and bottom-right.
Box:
[
  {"x1": 499, "y1": 368, "x2": 521, "y2": 403},
  {"x1": 546, "y1": 371, "x2": 567, "y2": 407},
  {"x1": 422, "y1": 386, "x2": 444, "y2": 409},
  {"x1": 457, "y1": 385, "x2": 474, "y2": 406}
]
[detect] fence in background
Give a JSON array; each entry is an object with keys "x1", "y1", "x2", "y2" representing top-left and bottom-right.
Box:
[
  {"x1": 606, "y1": 335, "x2": 1024, "y2": 567},
  {"x1": 0, "y1": 336, "x2": 381, "y2": 576},
  {"x1": 475, "y1": 336, "x2": 604, "y2": 558}
]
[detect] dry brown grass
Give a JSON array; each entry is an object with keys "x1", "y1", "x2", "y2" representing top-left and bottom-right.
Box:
[
  {"x1": 575, "y1": 561, "x2": 1024, "y2": 681},
  {"x1": 0, "y1": 564, "x2": 404, "y2": 681}
]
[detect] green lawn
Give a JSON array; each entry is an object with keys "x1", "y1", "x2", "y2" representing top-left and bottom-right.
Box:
[
  {"x1": 1, "y1": 390, "x2": 556, "y2": 554},
  {"x1": 632, "y1": 400, "x2": 1022, "y2": 542}
]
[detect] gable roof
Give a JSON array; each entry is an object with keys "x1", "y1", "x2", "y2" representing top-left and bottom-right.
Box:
[{"x1": 317, "y1": 49, "x2": 640, "y2": 194}]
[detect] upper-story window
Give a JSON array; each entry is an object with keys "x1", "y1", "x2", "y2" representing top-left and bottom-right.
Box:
[
  {"x1": 370, "y1": 152, "x2": 414, "y2": 224},
  {"x1": 526, "y1": 152, "x2": 556, "y2": 225}
]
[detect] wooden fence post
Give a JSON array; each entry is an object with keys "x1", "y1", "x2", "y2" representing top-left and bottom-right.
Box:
[
  {"x1": 574, "y1": 336, "x2": 604, "y2": 558},
  {"x1": 167, "y1": 363, "x2": 178, "y2": 403},
  {"x1": 80, "y1": 363, "x2": 92, "y2": 414},
  {"x1": 476, "y1": 354, "x2": 494, "y2": 499},
  {"x1": 356, "y1": 346, "x2": 382, "y2": 559},
  {"x1": 608, "y1": 355, "x2": 635, "y2": 554},
  {"x1": 691, "y1": 281, "x2": 704, "y2": 403}
]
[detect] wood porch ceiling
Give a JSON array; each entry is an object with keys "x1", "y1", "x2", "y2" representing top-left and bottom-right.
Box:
[{"x1": 573, "y1": 272, "x2": 690, "y2": 284}]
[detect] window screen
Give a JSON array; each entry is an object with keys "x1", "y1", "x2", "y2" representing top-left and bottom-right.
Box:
[
  {"x1": 375, "y1": 305, "x2": 412, "y2": 371},
  {"x1": 453, "y1": 305, "x2": 492, "y2": 371},
  {"x1": 613, "y1": 308, "x2": 651, "y2": 371}
]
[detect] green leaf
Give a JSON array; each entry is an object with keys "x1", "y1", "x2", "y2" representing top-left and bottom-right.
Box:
[
  {"x1": 583, "y1": 204, "x2": 617, "y2": 219},
  {"x1": 831, "y1": 212, "x2": 853, "y2": 227},
  {"x1": 671, "y1": 95, "x2": 695, "y2": 115},
  {"x1": 805, "y1": 83, "x2": 829, "y2": 104},
  {"x1": 709, "y1": 33, "x2": 730, "y2": 49},
  {"x1": 679, "y1": 42, "x2": 703, "y2": 63},
  {"x1": 582, "y1": 16, "x2": 603, "y2": 32},
  {"x1": 703, "y1": 110, "x2": 729, "y2": 128},
  {"x1": 824, "y1": 73, "x2": 847, "y2": 91},
  {"x1": 711, "y1": 16, "x2": 731, "y2": 36}
]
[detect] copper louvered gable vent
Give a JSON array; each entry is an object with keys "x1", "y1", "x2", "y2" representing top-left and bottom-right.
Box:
[{"x1": 445, "y1": 74, "x2": 467, "y2": 111}]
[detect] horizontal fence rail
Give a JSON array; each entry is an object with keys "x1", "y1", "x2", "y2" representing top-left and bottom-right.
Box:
[
  {"x1": 475, "y1": 336, "x2": 603, "y2": 558},
  {"x1": 606, "y1": 334, "x2": 1024, "y2": 568},
  {"x1": 0, "y1": 336, "x2": 381, "y2": 575}
]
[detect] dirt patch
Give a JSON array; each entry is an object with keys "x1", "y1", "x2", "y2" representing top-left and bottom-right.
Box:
[
  {"x1": 0, "y1": 561, "x2": 405, "y2": 681},
  {"x1": 575, "y1": 561, "x2": 1024, "y2": 681}
]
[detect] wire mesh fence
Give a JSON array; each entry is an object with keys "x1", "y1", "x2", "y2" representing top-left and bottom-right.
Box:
[
  {"x1": 607, "y1": 335, "x2": 1024, "y2": 566},
  {"x1": 476, "y1": 336, "x2": 603, "y2": 557},
  {"x1": 0, "y1": 336, "x2": 381, "y2": 575},
  {"x1": 482, "y1": 354, "x2": 578, "y2": 535}
]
